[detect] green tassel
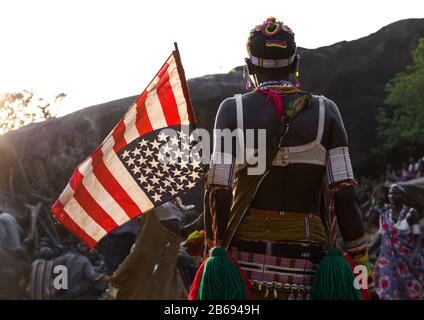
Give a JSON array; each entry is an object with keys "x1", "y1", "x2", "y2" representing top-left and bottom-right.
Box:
[
  {"x1": 198, "y1": 247, "x2": 247, "y2": 300},
  {"x1": 311, "y1": 247, "x2": 362, "y2": 300}
]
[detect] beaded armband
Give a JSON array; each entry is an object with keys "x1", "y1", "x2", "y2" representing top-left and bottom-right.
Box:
[
  {"x1": 206, "y1": 152, "x2": 236, "y2": 189},
  {"x1": 326, "y1": 147, "x2": 354, "y2": 185}
]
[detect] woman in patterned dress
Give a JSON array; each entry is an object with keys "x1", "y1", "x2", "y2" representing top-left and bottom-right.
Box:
[{"x1": 370, "y1": 184, "x2": 424, "y2": 299}]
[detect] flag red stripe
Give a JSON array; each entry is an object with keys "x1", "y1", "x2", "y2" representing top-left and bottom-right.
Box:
[
  {"x1": 112, "y1": 120, "x2": 127, "y2": 153},
  {"x1": 69, "y1": 169, "x2": 119, "y2": 232},
  {"x1": 91, "y1": 149, "x2": 142, "y2": 219},
  {"x1": 156, "y1": 70, "x2": 181, "y2": 126},
  {"x1": 52, "y1": 200, "x2": 97, "y2": 249},
  {"x1": 135, "y1": 91, "x2": 153, "y2": 135}
]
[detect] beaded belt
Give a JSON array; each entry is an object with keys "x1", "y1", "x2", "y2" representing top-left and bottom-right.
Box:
[
  {"x1": 232, "y1": 239, "x2": 327, "y2": 262},
  {"x1": 250, "y1": 280, "x2": 312, "y2": 300}
]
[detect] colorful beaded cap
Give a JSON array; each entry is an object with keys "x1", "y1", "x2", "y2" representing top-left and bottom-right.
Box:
[{"x1": 251, "y1": 17, "x2": 294, "y2": 37}]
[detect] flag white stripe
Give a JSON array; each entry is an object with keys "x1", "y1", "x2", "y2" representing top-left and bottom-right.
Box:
[
  {"x1": 145, "y1": 90, "x2": 168, "y2": 130},
  {"x1": 169, "y1": 66, "x2": 190, "y2": 125},
  {"x1": 59, "y1": 183, "x2": 74, "y2": 207},
  {"x1": 101, "y1": 138, "x2": 154, "y2": 212},
  {"x1": 123, "y1": 104, "x2": 139, "y2": 145},
  {"x1": 63, "y1": 196, "x2": 107, "y2": 241},
  {"x1": 78, "y1": 158, "x2": 131, "y2": 226}
]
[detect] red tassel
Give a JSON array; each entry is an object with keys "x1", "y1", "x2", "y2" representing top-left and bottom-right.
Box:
[
  {"x1": 342, "y1": 252, "x2": 369, "y2": 300},
  {"x1": 188, "y1": 258, "x2": 208, "y2": 300}
]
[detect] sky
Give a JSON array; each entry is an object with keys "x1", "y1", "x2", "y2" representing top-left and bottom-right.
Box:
[{"x1": 0, "y1": 0, "x2": 423, "y2": 116}]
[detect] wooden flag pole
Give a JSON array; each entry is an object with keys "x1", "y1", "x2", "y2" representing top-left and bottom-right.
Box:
[{"x1": 172, "y1": 42, "x2": 196, "y2": 123}]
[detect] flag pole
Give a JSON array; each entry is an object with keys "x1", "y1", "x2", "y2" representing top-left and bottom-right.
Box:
[{"x1": 173, "y1": 42, "x2": 196, "y2": 123}]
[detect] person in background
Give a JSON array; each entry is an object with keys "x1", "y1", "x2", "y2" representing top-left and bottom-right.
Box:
[
  {"x1": 0, "y1": 212, "x2": 22, "y2": 250},
  {"x1": 384, "y1": 164, "x2": 398, "y2": 184},
  {"x1": 101, "y1": 219, "x2": 140, "y2": 276},
  {"x1": 53, "y1": 242, "x2": 104, "y2": 299},
  {"x1": 407, "y1": 157, "x2": 418, "y2": 178},
  {"x1": 400, "y1": 162, "x2": 413, "y2": 182},
  {"x1": 369, "y1": 184, "x2": 424, "y2": 300}
]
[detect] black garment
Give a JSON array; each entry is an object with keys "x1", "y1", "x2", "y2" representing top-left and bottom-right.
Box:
[{"x1": 102, "y1": 219, "x2": 140, "y2": 276}]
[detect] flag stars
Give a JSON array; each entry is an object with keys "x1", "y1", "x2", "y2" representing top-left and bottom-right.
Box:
[
  {"x1": 179, "y1": 159, "x2": 189, "y2": 170},
  {"x1": 144, "y1": 148, "x2": 154, "y2": 157},
  {"x1": 137, "y1": 157, "x2": 146, "y2": 165},
  {"x1": 172, "y1": 168, "x2": 182, "y2": 177},
  {"x1": 157, "y1": 152, "x2": 166, "y2": 163},
  {"x1": 121, "y1": 150, "x2": 131, "y2": 159},
  {"x1": 126, "y1": 157, "x2": 136, "y2": 167},
  {"x1": 150, "y1": 176, "x2": 160, "y2": 185},
  {"x1": 181, "y1": 142, "x2": 190, "y2": 150},
  {"x1": 137, "y1": 176, "x2": 147, "y2": 184},
  {"x1": 150, "y1": 139, "x2": 161, "y2": 150},
  {"x1": 166, "y1": 176, "x2": 176, "y2": 184},
  {"x1": 162, "y1": 179, "x2": 172, "y2": 188},
  {"x1": 138, "y1": 139, "x2": 148, "y2": 148},
  {"x1": 177, "y1": 175, "x2": 188, "y2": 183},
  {"x1": 158, "y1": 186, "x2": 167, "y2": 194},
  {"x1": 187, "y1": 181, "x2": 196, "y2": 189},
  {"x1": 150, "y1": 158, "x2": 159, "y2": 168},
  {"x1": 131, "y1": 166, "x2": 141, "y2": 175},
  {"x1": 161, "y1": 144, "x2": 172, "y2": 155},
  {"x1": 189, "y1": 171, "x2": 201, "y2": 180},
  {"x1": 158, "y1": 131, "x2": 168, "y2": 142},
  {"x1": 120, "y1": 127, "x2": 205, "y2": 207},
  {"x1": 173, "y1": 148, "x2": 184, "y2": 159},
  {"x1": 160, "y1": 162, "x2": 170, "y2": 172},
  {"x1": 170, "y1": 136, "x2": 179, "y2": 146},
  {"x1": 191, "y1": 159, "x2": 201, "y2": 168},
  {"x1": 132, "y1": 147, "x2": 142, "y2": 157},
  {"x1": 178, "y1": 130, "x2": 188, "y2": 140},
  {"x1": 152, "y1": 193, "x2": 162, "y2": 202}
]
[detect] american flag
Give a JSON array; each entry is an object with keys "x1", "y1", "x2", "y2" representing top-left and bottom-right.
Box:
[{"x1": 51, "y1": 50, "x2": 205, "y2": 249}]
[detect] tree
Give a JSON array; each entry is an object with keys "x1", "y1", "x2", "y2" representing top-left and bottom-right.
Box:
[
  {"x1": 377, "y1": 38, "x2": 424, "y2": 156},
  {"x1": 0, "y1": 90, "x2": 66, "y2": 135}
]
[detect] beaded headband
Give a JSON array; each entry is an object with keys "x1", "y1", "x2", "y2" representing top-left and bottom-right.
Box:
[{"x1": 249, "y1": 53, "x2": 297, "y2": 68}]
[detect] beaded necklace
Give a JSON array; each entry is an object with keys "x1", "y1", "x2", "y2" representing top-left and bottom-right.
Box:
[
  {"x1": 255, "y1": 80, "x2": 310, "y2": 120},
  {"x1": 257, "y1": 80, "x2": 296, "y2": 91},
  {"x1": 389, "y1": 205, "x2": 408, "y2": 224}
]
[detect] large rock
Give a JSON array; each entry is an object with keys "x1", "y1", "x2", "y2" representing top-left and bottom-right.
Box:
[{"x1": 0, "y1": 18, "x2": 423, "y2": 210}]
